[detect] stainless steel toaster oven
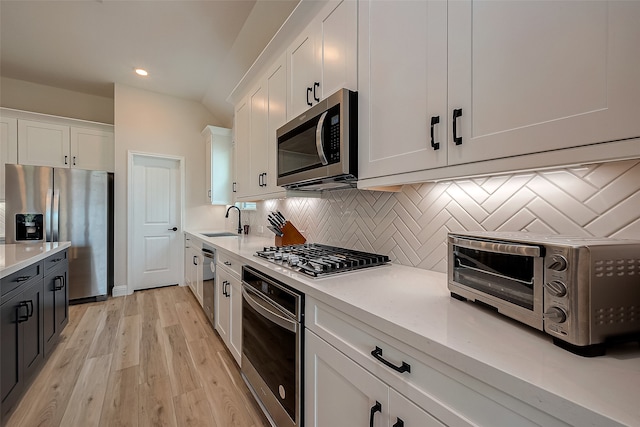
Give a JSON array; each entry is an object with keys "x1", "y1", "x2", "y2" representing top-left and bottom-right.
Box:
[{"x1": 448, "y1": 231, "x2": 640, "y2": 356}]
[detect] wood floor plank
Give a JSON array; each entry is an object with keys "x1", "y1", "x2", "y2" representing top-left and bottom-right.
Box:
[
  {"x1": 173, "y1": 388, "x2": 217, "y2": 427},
  {"x1": 139, "y1": 289, "x2": 160, "y2": 322},
  {"x1": 113, "y1": 314, "x2": 142, "y2": 371},
  {"x1": 65, "y1": 305, "x2": 105, "y2": 351},
  {"x1": 139, "y1": 318, "x2": 169, "y2": 386},
  {"x1": 163, "y1": 324, "x2": 201, "y2": 396},
  {"x1": 59, "y1": 354, "x2": 113, "y2": 427},
  {"x1": 139, "y1": 376, "x2": 177, "y2": 427},
  {"x1": 176, "y1": 300, "x2": 209, "y2": 343},
  {"x1": 123, "y1": 291, "x2": 140, "y2": 316},
  {"x1": 156, "y1": 287, "x2": 180, "y2": 327},
  {"x1": 99, "y1": 365, "x2": 139, "y2": 427},
  {"x1": 88, "y1": 305, "x2": 124, "y2": 358}
]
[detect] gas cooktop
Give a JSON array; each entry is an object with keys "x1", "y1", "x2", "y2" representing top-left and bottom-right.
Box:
[{"x1": 255, "y1": 243, "x2": 390, "y2": 278}]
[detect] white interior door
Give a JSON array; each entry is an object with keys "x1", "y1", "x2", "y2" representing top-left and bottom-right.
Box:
[{"x1": 130, "y1": 154, "x2": 182, "y2": 291}]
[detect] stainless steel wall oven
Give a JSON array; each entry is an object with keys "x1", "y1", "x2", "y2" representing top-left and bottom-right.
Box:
[{"x1": 241, "y1": 265, "x2": 304, "y2": 427}]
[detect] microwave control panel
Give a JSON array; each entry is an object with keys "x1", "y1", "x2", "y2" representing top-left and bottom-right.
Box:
[{"x1": 327, "y1": 113, "x2": 341, "y2": 164}]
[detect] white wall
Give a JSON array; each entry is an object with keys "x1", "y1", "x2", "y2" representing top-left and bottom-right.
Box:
[
  {"x1": 0, "y1": 77, "x2": 115, "y2": 124},
  {"x1": 114, "y1": 84, "x2": 228, "y2": 290}
]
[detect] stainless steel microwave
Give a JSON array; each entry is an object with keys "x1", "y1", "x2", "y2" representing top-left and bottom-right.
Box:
[
  {"x1": 448, "y1": 231, "x2": 640, "y2": 356},
  {"x1": 276, "y1": 89, "x2": 357, "y2": 191}
]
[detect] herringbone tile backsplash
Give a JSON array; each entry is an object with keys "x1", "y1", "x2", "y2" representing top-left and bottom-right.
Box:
[{"x1": 253, "y1": 160, "x2": 640, "y2": 273}]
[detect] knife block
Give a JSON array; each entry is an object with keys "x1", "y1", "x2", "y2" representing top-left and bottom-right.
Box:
[{"x1": 275, "y1": 221, "x2": 306, "y2": 246}]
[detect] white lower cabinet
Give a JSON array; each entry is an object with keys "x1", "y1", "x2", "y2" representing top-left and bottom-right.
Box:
[
  {"x1": 184, "y1": 238, "x2": 203, "y2": 306},
  {"x1": 305, "y1": 297, "x2": 571, "y2": 427},
  {"x1": 306, "y1": 330, "x2": 443, "y2": 427},
  {"x1": 215, "y1": 252, "x2": 242, "y2": 365}
]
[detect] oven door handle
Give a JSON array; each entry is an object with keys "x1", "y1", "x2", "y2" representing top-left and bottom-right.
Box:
[
  {"x1": 242, "y1": 287, "x2": 297, "y2": 333},
  {"x1": 450, "y1": 236, "x2": 541, "y2": 257}
]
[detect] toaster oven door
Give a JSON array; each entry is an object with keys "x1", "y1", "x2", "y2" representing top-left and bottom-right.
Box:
[{"x1": 448, "y1": 236, "x2": 545, "y2": 329}]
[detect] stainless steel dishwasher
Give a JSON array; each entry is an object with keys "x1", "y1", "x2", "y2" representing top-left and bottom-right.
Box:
[{"x1": 201, "y1": 244, "x2": 216, "y2": 326}]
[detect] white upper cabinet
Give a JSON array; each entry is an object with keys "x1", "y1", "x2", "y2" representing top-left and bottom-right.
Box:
[
  {"x1": 447, "y1": 0, "x2": 640, "y2": 166},
  {"x1": 358, "y1": 0, "x2": 640, "y2": 187},
  {"x1": 1, "y1": 117, "x2": 18, "y2": 201},
  {"x1": 70, "y1": 127, "x2": 114, "y2": 171},
  {"x1": 233, "y1": 99, "x2": 251, "y2": 199},
  {"x1": 202, "y1": 125, "x2": 233, "y2": 205},
  {"x1": 13, "y1": 113, "x2": 114, "y2": 172},
  {"x1": 287, "y1": 0, "x2": 357, "y2": 119},
  {"x1": 358, "y1": 0, "x2": 447, "y2": 180},
  {"x1": 249, "y1": 83, "x2": 268, "y2": 196},
  {"x1": 17, "y1": 120, "x2": 70, "y2": 168},
  {"x1": 265, "y1": 56, "x2": 288, "y2": 195}
]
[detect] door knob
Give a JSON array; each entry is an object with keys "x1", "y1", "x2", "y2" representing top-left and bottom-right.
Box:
[{"x1": 168, "y1": 227, "x2": 178, "y2": 231}]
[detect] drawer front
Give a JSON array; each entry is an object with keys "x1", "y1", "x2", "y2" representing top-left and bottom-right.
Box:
[
  {"x1": 306, "y1": 297, "x2": 568, "y2": 427},
  {"x1": 217, "y1": 251, "x2": 242, "y2": 278},
  {"x1": 1, "y1": 262, "x2": 43, "y2": 299},
  {"x1": 44, "y1": 250, "x2": 68, "y2": 274}
]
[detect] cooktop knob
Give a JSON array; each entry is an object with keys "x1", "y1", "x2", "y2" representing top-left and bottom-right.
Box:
[
  {"x1": 547, "y1": 255, "x2": 568, "y2": 272},
  {"x1": 544, "y1": 307, "x2": 567, "y2": 324},
  {"x1": 545, "y1": 280, "x2": 567, "y2": 297}
]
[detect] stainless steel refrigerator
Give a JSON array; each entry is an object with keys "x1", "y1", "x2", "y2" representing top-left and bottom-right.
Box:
[{"x1": 5, "y1": 164, "x2": 113, "y2": 301}]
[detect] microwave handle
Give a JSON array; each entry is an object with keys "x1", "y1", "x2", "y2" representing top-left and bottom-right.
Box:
[
  {"x1": 450, "y1": 236, "x2": 541, "y2": 257},
  {"x1": 315, "y1": 111, "x2": 329, "y2": 166}
]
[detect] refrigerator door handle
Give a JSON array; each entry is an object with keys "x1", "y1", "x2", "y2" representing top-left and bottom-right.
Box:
[
  {"x1": 45, "y1": 188, "x2": 53, "y2": 242},
  {"x1": 52, "y1": 188, "x2": 60, "y2": 242}
]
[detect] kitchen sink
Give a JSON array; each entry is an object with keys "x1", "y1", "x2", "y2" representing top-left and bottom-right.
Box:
[{"x1": 201, "y1": 232, "x2": 239, "y2": 238}]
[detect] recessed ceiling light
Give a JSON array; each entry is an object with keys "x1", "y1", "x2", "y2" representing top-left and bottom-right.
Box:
[{"x1": 135, "y1": 68, "x2": 148, "y2": 77}]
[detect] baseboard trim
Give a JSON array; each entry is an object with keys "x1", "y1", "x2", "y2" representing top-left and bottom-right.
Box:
[{"x1": 111, "y1": 285, "x2": 130, "y2": 297}]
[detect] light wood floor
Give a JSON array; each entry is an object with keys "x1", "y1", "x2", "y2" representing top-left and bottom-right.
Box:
[{"x1": 5, "y1": 285, "x2": 270, "y2": 427}]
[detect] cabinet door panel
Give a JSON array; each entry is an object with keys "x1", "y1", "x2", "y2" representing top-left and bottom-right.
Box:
[
  {"x1": 70, "y1": 127, "x2": 114, "y2": 172},
  {"x1": 249, "y1": 84, "x2": 268, "y2": 196},
  {"x1": 448, "y1": 1, "x2": 640, "y2": 165},
  {"x1": 234, "y1": 100, "x2": 251, "y2": 198},
  {"x1": 17, "y1": 120, "x2": 70, "y2": 167},
  {"x1": 320, "y1": 0, "x2": 357, "y2": 98},
  {"x1": 288, "y1": 29, "x2": 319, "y2": 119},
  {"x1": 229, "y1": 279, "x2": 242, "y2": 365},
  {"x1": 1, "y1": 294, "x2": 21, "y2": 406},
  {"x1": 358, "y1": 0, "x2": 447, "y2": 180},
  {"x1": 215, "y1": 268, "x2": 231, "y2": 341},
  {"x1": 1, "y1": 117, "x2": 18, "y2": 201},
  {"x1": 267, "y1": 57, "x2": 287, "y2": 192},
  {"x1": 21, "y1": 280, "x2": 44, "y2": 382},
  {"x1": 305, "y1": 330, "x2": 389, "y2": 427}
]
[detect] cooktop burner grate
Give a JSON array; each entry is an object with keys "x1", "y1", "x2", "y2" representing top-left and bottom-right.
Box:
[{"x1": 255, "y1": 243, "x2": 390, "y2": 277}]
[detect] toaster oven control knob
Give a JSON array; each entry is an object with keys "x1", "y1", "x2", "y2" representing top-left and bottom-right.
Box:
[
  {"x1": 544, "y1": 307, "x2": 567, "y2": 324},
  {"x1": 545, "y1": 280, "x2": 567, "y2": 297},
  {"x1": 547, "y1": 255, "x2": 568, "y2": 272}
]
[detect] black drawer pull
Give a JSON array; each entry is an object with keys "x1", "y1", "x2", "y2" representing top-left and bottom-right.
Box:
[
  {"x1": 371, "y1": 346, "x2": 411, "y2": 373},
  {"x1": 307, "y1": 87, "x2": 313, "y2": 106},
  {"x1": 224, "y1": 261, "x2": 232, "y2": 266},
  {"x1": 313, "y1": 82, "x2": 320, "y2": 102},
  {"x1": 54, "y1": 276, "x2": 65, "y2": 291},
  {"x1": 393, "y1": 418, "x2": 405, "y2": 427},
  {"x1": 430, "y1": 116, "x2": 440, "y2": 150},
  {"x1": 369, "y1": 401, "x2": 382, "y2": 427},
  {"x1": 15, "y1": 276, "x2": 32, "y2": 282}
]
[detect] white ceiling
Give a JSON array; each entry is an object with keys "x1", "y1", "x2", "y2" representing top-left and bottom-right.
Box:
[{"x1": 0, "y1": 0, "x2": 299, "y2": 123}]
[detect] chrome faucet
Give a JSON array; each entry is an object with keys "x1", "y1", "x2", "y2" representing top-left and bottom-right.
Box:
[{"x1": 225, "y1": 205, "x2": 242, "y2": 234}]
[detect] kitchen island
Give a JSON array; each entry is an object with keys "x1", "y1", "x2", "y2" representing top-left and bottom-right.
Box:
[
  {"x1": 186, "y1": 231, "x2": 640, "y2": 427},
  {"x1": 1, "y1": 241, "x2": 71, "y2": 423}
]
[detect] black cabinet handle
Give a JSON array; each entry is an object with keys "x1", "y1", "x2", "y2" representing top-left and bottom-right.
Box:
[
  {"x1": 64, "y1": 155, "x2": 68, "y2": 165},
  {"x1": 371, "y1": 346, "x2": 411, "y2": 373},
  {"x1": 392, "y1": 418, "x2": 404, "y2": 427},
  {"x1": 233, "y1": 182, "x2": 237, "y2": 193},
  {"x1": 313, "y1": 82, "x2": 320, "y2": 102},
  {"x1": 73, "y1": 156, "x2": 77, "y2": 166},
  {"x1": 27, "y1": 300, "x2": 34, "y2": 318},
  {"x1": 452, "y1": 108, "x2": 463, "y2": 145},
  {"x1": 369, "y1": 401, "x2": 382, "y2": 427},
  {"x1": 17, "y1": 302, "x2": 30, "y2": 323},
  {"x1": 193, "y1": 256, "x2": 198, "y2": 266},
  {"x1": 15, "y1": 276, "x2": 31, "y2": 283},
  {"x1": 54, "y1": 276, "x2": 65, "y2": 291},
  {"x1": 224, "y1": 261, "x2": 232, "y2": 266},
  {"x1": 50, "y1": 258, "x2": 63, "y2": 262},
  {"x1": 430, "y1": 116, "x2": 440, "y2": 150},
  {"x1": 222, "y1": 281, "x2": 230, "y2": 297},
  {"x1": 307, "y1": 87, "x2": 313, "y2": 106}
]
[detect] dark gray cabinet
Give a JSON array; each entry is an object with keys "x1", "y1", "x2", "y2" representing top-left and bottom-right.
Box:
[
  {"x1": 1, "y1": 249, "x2": 68, "y2": 423},
  {"x1": 43, "y1": 252, "x2": 69, "y2": 356}
]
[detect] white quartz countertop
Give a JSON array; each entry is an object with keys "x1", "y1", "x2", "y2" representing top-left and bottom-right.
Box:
[
  {"x1": 186, "y1": 230, "x2": 640, "y2": 426},
  {"x1": 0, "y1": 242, "x2": 72, "y2": 279}
]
